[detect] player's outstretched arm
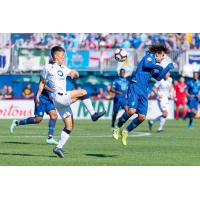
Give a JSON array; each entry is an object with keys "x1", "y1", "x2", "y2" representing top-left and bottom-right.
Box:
[{"x1": 154, "y1": 63, "x2": 174, "y2": 81}]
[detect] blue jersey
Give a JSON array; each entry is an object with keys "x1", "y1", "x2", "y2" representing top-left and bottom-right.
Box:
[
  {"x1": 127, "y1": 52, "x2": 170, "y2": 115},
  {"x1": 186, "y1": 79, "x2": 200, "y2": 96},
  {"x1": 131, "y1": 52, "x2": 163, "y2": 93},
  {"x1": 112, "y1": 77, "x2": 129, "y2": 99}
]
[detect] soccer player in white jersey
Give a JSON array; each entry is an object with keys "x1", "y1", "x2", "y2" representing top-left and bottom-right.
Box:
[
  {"x1": 36, "y1": 46, "x2": 105, "y2": 158},
  {"x1": 148, "y1": 72, "x2": 174, "y2": 132}
]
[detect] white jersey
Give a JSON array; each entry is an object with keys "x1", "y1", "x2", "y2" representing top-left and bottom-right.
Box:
[
  {"x1": 154, "y1": 77, "x2": 173, "y2": 99},
  {"x1": 41, "y1": 62, "x2": 71, "y2": 93}
]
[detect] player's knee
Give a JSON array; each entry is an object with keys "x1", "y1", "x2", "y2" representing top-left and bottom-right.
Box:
[
  {"x1": 79, "y1": 89, "x2": 87, "y2": 96},
  {"x1": 138, "y1": 114, "x2": 146, "y2": 121},
  {"x1": 50, "y1": 113, "x2": 58, "y2": 120},
  {"x1": 162, "y1": 111, "x2": 168, "y2": 118},
  {"x1": 127, "y1": 109, "x2": 135, "y2": 116},
  {"x1": 35, "y1": 117, "x2": 42, "y2": 124}
]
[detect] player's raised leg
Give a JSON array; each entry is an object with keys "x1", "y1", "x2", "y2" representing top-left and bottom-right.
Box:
[{"x1": 69, "y1": 89, "x2": 106, "y2": 121}]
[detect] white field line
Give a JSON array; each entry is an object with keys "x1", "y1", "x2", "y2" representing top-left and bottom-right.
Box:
[{"x1": 0, "y1": 132, "x2": 151, "y2": 138}]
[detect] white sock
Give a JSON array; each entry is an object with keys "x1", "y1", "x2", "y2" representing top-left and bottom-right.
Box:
[
  {"x1": 57, "y1": 130, "x2": 70, "y2": 149},
  {"x1": 152, "y1": 115, "x2": 162, "y2": 123},
  {"x1": 158, "y1": 116, "x2": 166, "y2": 131},
  {"x1": 82, "y1": 98, "x2": 95, "y2": 116}
]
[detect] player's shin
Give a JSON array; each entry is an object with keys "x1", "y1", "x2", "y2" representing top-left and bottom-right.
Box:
[
  {"x1": 188, "y1": 112, "x2": 195, "y2": 127},
  {"x1": 117, "y1": 112, "x2": 130, "y2": 128},
  {"x1": 17, "y1": 117, "x2": 35, "y2": 125},
  {"x1": 112, "y1": 111, "x2": 118, "y2": 128},
  {"x1": 175, "y1": 108, "x2": 179, "y2": 119},
  {"x1": 80, "y1": 94, "x2": 95, "y2": 116},
  {"x1": 48, "y1": 119, "x2": 57, "y2": 139},
  {"x1": 182, "y1": 108, "x2": 186, "y2": 119},
  {"x1": 158, "y1": 116, "x2": 166, "y2": 131},
  {"x1": 126, "y1": 117, "x2": 144, "y2": 132},
  {"x1": 57, "y1": 128, "x2": 71, "y2": 149},
  {"x1": 152, "y1": 115, "x2": 162, "y2": 123}
]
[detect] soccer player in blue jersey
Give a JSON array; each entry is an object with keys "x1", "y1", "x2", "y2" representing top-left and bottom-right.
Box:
[
  {"x1": 185, "y1": 72, "x2": 200, "y2": 128},
  {"x1": 110, "y1": 68, "x2": 129, "y2": 136},
  {"x1": 113, "y1": 44, "x2": 174, "y2": 145},
  {"x1": 10, "y1": 71, "x2": 59, "y2": 145}
]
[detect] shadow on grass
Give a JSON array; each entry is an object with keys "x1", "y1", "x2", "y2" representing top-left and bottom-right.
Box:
[
  {"x1": 0, "y1": 152, "x2": 56, "y2": 158},
  {"x1": 2, "y1": 141, "x2": 46, "y2": 145},
  {"x1": 84, "y1": 153, "x2": 117, "y2": 158}
]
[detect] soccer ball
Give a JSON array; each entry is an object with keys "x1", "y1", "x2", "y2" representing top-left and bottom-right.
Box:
[{"x1": 114, "y1": 48, "x2": 128, "y2": 62}]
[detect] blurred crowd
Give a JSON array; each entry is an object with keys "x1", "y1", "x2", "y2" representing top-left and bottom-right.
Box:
[
  {"x1": 0, "y1": 83, "x2": 34, "y2": 100},
  {"x1": 1, "y1": 33, "x2": 200, "y2": 51}
]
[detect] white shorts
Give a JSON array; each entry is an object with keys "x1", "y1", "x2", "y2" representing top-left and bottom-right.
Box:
[
  {"x1": 157, "y1": 98, "x2": 169, "y2": 112},
  {"x1": 52, "y1": 91, "x2": 73, "y2": 119}
]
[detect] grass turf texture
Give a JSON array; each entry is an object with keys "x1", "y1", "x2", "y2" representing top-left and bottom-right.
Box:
[{"x1": 0, "y1": 119, "x2": 200, "y2": 166}]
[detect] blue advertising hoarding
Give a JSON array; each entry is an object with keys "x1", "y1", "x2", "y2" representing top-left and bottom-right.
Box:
[{"x1": 66, "y1": 50, "x2": 89, "y2": 69}]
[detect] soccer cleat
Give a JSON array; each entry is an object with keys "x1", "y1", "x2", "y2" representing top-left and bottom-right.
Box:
[
  {"x1": 46, "y1": 138, "x2": 58, "y2": 145},
  {"x1": 91, "y1": 110, "x2": 106, "y2": 121},
  {"x1": 148, "y1": 120, "x2": 153, "y2": 132},
  {"x1": 157, "y1": 129, "x2": 164, "y2": 133},
  {"x1": 188, "y1": 125, "x2": 194, "y2": 129},
  {"x1": 112, "y1": 127, "x2": 119, "y2": 140},
  {"x1": 53, "y1": 147, "x2": 64, "y2": 158},
  {"x1": 10, "y1": 119, "x2": 18, "y2": 134},
  {"x1": 121, "y1": 129, "x2": 128, "y2": 146}
]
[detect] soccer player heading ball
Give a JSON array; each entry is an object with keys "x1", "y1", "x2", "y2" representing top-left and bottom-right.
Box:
[
  {"x1": 113, "y1": 44, "x2": 174, "y2": 145},
  {"x1": 36, "y1": 46, "x2": 106, "y2": 158}
]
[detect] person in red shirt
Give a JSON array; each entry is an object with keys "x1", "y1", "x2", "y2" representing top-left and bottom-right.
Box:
[{"x1": 174, "y1": 76, "x2": 187, "y2": 119}]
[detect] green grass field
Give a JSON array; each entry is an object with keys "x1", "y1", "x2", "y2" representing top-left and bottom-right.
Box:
[{"x1": 0, "y1": 119, "x2": 200, "y2": 166}]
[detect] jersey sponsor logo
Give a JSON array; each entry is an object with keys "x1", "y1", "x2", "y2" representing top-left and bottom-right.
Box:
[
  {"x1": 57, "y1": 70, "x2": 64, "y2": 77},
  {"x1": 147, "y1": 57, "x2": 152, "y2": 62}
]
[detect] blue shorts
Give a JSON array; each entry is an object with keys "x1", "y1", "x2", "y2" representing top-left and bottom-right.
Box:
[
  {"x1": 127, "y1": 83, "x2": 148, "y2": 115},
  {"x1": 34, "y1": 94, "x2": 55, "y2": 117},
  {"x1": 187, "y1": 97, "x2": 199, "y2": 111},
  {"x1": 113, "y1": 97, "x2": 127, "y2": 113}
]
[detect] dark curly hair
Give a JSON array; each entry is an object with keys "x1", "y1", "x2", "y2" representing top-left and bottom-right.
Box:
[{"x1": 148, "y1": 44, "x2": 169, "y2": 54}]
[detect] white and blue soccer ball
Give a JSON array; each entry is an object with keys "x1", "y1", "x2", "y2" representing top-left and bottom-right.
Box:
[{"x1": 114, "y1": 48, "x2": 128, "y2": 62}]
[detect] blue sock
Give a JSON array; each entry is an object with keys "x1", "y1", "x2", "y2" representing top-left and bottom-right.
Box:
[
  {"x1": 117, "y1": 112, "x2": 130, "y2": 128},
  {"x1": 48, "y1": 119, "x2": 57, "y2": 139},
  {"x1": 17, "y1": 117, "x2": 35, "y2": 125},
  {"x1": 112, "y1": 111, "x2": 118, "y2": 128},
  {"x1": 189, "y1": 112, "x2": 194, "y2": 126},
  {"x1": 126, "y1": 117, "x2": 143, "y2": 132}
]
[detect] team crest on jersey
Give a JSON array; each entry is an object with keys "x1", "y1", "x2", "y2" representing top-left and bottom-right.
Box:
[
  {"x1": 57, "y1": 70, "x2": 64, "y2": 77},
  {"x1": 147, "y1": 57, "x2": 152, "y2": 62}
]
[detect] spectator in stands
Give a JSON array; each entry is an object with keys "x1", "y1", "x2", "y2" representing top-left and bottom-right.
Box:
[
  {"x1": 97, "y1": 88, "x2": 106, "y2": 100},
  {"x1": 0, "y1": 85, "x2": 8, "y2": 99},
  {"x1": 4, "y1": 86, "x2": 13, "y2": 99},
  {"x1": 5, "y1": 33, "x2": 200, "y2": 51},
  {"x1": 22, "y1": 83, "x2": 34, "y2": 99}
]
